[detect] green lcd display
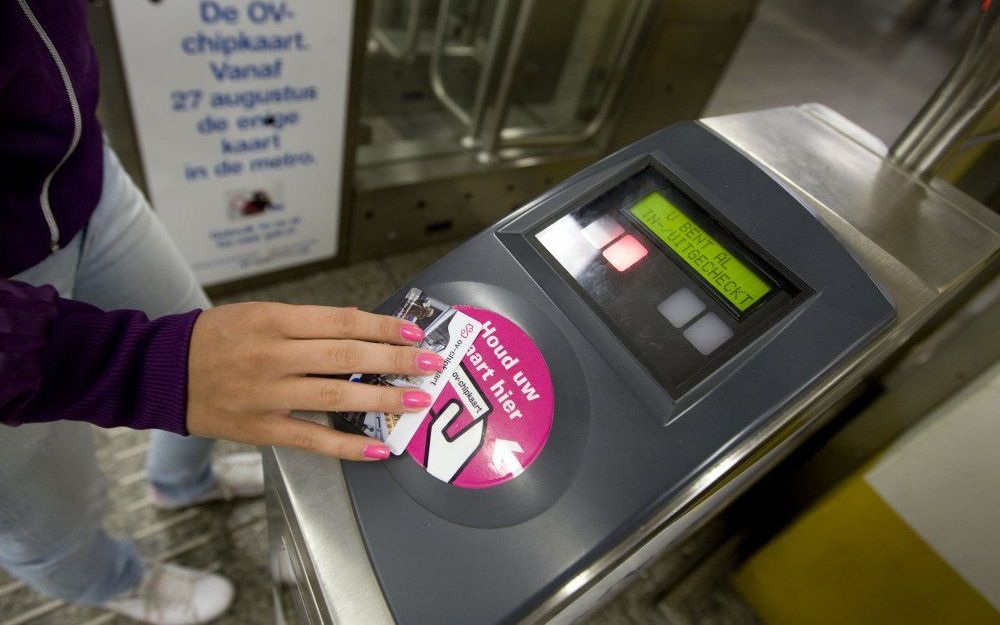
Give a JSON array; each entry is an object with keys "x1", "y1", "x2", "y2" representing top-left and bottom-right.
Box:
[{"x1": 629, "y1": 192, "x2": 772, "y2": 312}]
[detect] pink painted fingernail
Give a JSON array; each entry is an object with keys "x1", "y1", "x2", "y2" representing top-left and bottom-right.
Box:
[
  {"x1": 402, "y1": 391, "x2": 432, "y2": 408},
  {"x1": 363, "y1": 444, "x2": 390, "y2": 460},
  {"x1": 400, "y1": 324, "x2": 424, "y2": 342},
  {"x1": 416, "y1": 352, "x2": 445, "y2": 372}
]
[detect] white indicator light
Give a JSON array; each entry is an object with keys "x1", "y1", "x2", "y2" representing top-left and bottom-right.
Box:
[{"x1": 581, "y1": 215, "x2": 625, "y2": 249}]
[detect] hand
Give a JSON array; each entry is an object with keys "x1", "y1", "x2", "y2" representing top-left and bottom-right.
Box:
[{"x1": 186, "y1": 303, "x2": 443, "y2": 461}]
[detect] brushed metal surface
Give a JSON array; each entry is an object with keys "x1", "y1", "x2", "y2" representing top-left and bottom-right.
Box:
[
  {"x1": 708, "y1": 105, "x2": 1000, "y2": 292},
  {"x1": 266, "y1": 413, "x2": 395, "y2": 625}
]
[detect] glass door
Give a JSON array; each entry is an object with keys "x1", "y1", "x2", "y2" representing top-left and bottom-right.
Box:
[
  {"x1": 482, "y1": 0, "x2": 651, "y2": 154},
  {"x1": 355, "y1": 0, "x2": 653, "y2": 169}
]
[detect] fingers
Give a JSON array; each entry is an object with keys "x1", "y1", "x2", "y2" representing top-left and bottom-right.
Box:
[
  {"x1": 276, "y1": 340, "x2": 444, "y2": 376},
  {"x1": 273, "y1": 304, "x2": 425, "y2": 344},
  {"x1": 276, "y1": 377, "x2": 433, "y2": 414},
  {"x1": 259, "y1": 414, "x2": 391, "y2": 461}
]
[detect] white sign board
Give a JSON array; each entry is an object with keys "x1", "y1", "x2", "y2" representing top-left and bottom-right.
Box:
[{"x1": 110, "y1": 0, "x2": 353, "y2": 285}]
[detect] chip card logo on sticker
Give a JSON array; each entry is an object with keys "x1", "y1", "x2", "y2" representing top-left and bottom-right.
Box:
[
  {"x1": 408, "y1": 307, "x2": 554, "y2": 489},
  {"x1": 423, "y1": 364, "x2": 492, "y2": 482}
]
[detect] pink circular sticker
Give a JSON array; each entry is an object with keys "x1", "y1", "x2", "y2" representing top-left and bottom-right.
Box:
[{"x1": 406, "y1": 306, "x2": 554, "y2": 488}]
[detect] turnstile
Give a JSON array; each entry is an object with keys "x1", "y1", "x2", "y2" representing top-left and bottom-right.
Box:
[{"x1": 264, "y1": 105, "x2": 1000, "y2": 624}]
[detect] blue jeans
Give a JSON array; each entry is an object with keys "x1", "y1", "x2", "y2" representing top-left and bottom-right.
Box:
[{"x1": 0, "y1": 145, "x2": 217, "y2": 603}]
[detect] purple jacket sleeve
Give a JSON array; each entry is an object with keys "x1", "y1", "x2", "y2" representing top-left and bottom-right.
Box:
[{"x1": 0, "y1": 279, "x2": 202, "y2": 434}]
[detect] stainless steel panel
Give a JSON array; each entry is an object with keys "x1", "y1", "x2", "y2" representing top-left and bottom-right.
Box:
[
  {"x1": 266, "y1": 467, "x2": 320, "y2": 625},
  {"x1": 706, "y1": 106, "x2": 999, "y2": 292},
  {"x1": 265, "y1": 413, "x2": 395, "y2": 625}
]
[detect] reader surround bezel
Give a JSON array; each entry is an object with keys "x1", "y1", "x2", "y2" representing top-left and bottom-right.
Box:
[{"x1": 500, "y1": 153, "x2": 814, "y2": 413}]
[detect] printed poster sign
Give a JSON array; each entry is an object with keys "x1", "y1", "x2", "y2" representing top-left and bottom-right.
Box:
[
  {"x1": 110, "y1": 0, "x2": 353, "y2": 285},
  {"x1": 407, "y1": 307, "x2": 555, "y2": 489}
]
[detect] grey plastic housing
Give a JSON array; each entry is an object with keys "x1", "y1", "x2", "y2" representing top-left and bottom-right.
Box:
[{"x1": 336, "y1": 121, "x2": 895, "y2": 625}]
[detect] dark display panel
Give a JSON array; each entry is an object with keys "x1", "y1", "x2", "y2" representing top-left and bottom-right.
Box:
[
  {"x1": 626, "y1": 192, "x2": 773, "y2": 312},
  {"x1": 534, "y1": 166, "x2": 802, "y2": 396}
]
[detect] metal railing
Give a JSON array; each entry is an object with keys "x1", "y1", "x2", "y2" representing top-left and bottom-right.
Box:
[
  {"x1": 426, "y1": 0, "x2": 654, "y2": 162},
  {"x1": 890, "y1": 0, "x2": 1000, "y2": 179},
  {"x1": 477, "y1": 0, "x2": 654, "y2": 161},
  {"x1": 477, "y1": 0, "x2": 535, "y2": 162},
  {"x1": 370, "y1": 0, "x2": 425, "y2": 62},
  {"x1": 492, "y1": 0, "x2": 654, "y2": 151},
  {"x1": 429, "y1": 0, "x2": 514, "y2": 137}
]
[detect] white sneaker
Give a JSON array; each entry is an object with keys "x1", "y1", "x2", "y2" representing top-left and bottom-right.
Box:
[
  {"x1": 151, "y1": 452, "x2": 265, "y2": 510},
  {"x1": 104, "y1": 562, "x2": 234, "y2": 625}
]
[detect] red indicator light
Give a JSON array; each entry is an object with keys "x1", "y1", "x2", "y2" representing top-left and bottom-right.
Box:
[{"x1": 602, "y1": 234, "x2": 648, "y2": 271}]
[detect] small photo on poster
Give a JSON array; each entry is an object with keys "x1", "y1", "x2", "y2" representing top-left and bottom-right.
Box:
[{"x1": 226, "y1": 183, "x2": 285, "y2": 220}]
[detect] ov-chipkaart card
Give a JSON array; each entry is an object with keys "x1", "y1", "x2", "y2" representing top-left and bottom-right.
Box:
[{"x1": 343, "y1": 288, "x2": 483, "y2": 455}]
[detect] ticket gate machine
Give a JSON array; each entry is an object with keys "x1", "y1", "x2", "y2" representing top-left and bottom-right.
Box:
[{"x1": 264, "y1": 105, "x2": 1000, "y2": 625}]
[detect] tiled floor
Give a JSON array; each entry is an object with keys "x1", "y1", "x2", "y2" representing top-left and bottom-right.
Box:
[
  {"x1": 0, "y1": 430, "x2": 270, "y2": 625},
  {"x1": 1, "y1": 0, "x2": 979, "y2": 623}
]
